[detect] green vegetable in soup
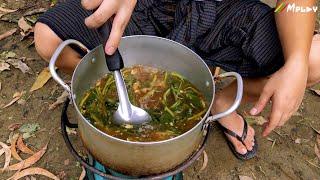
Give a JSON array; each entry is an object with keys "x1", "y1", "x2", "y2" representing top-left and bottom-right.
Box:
[{"x1": 79, "y1": 65, "x2": 208, "y2": 142}]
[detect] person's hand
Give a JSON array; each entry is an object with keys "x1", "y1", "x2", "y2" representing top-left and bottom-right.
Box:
[
  {"x1": 250, "y1": 59, "x2": 308, "y2": 137},
  {"x1": 82, "y1": 0, "x2": 137, "y2": 55}
]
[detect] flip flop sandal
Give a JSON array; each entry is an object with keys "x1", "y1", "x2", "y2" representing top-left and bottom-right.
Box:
[{"x1": 218, "y1": 115, "x2": 258, "y2": 160}]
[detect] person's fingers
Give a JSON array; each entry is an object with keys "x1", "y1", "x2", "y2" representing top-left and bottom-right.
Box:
[
  {"x1": 105, "y1": 9, "x2": 131, "y2": 55},
  {"x1": 81, "y1": 0, "x2": 103, "y2": 10},
  {"x1": 250, "y1": 87, "x2": 273, "y2": 115},
  {"x1": 85, "y1": 0, "x2": 117, "y2": 28},
  {"x1": 262, "y1": 103, "x2": 282, "y2": 137}
]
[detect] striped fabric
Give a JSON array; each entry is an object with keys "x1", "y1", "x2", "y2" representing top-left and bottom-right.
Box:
[{"x1": 38, "y1": 0, "x2": 284, "y2": 77}]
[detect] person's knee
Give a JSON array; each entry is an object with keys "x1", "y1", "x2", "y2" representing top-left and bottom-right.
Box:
[
  {"x1": 34, "y1": 22, "x2": 62, "y2": 62},
  {"x1": 307, "y1": 35, "x2": 320, "y2": 86}
]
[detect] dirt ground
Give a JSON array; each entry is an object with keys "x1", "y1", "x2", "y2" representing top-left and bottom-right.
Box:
[{"x1": 0, "y1": 0, "x2": 319, "y2": 179}]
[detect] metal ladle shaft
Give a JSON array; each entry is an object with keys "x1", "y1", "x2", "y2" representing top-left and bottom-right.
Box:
[{"x1": 98, "y1": 21, "x2": 151, "y2": 125}]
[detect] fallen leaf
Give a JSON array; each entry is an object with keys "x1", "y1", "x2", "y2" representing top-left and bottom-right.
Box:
[
  {"x1": 8, "y1": 167, "x2": 59, "y2": 180},
  {"x1": 0, "y1": 60, "x2": 10, "y2": 72},
  {"x1": 310, "y1": 88, "x2": 320, "y2": 96},
  {"x1": 0, "y1": 7, "x2": 18, "y2": 13},
  {"x1": 10, "y1": 134, "x2": 23, "y2": 161},
  {"x1": 1, "y1": 91, "x2": 25, "y2": 109},
  {"x1": 23, "y1": 8, "x2": 47, "y2": 16},
  {"x1": 18, "y1": 123, "x2": 40, "y2": 139},
  {"x1": 17, "y1": 135, "x2": 35, "y2": 155},
  {"x1": 295, "y1": 138, "x2": 301, "y2": 144},
  {"x1": 6, "y1": 59, "x2": 32, "y2": 74},
  {"x1": 0, "y1": 141, "x2": 11, "y2": 171},
  {"x1": 8, "y1": 123, "x2": 22, "y2": 131},
  {"x1": 30, "y1": 67, "x2": 52, "y2": 92},
  {"x1": 315, "y1": 144, "x2": 320, "y2": 160},
  {"x1": 244, "y1": 115, "x2": 267, "y2": 126},
  {"x1": 6, "y1": 131, "x2": 15, "y2": 144},
  {"x1": 49, "y1": 91, "x2": 69, "y2": 110},
  {"x1": 19, "y1": 28, "x2": 34, "y2": 41},
  {"x1": 79, "y1": 167, "x2": 86, "y2": 180},
  {"x1": 199, "y1": 150, "x2": 208, "y2": 171},
  {"x1": 25, "y1": 17, "x2": 37, "y2": 24},
  {"x1": 239, "y1": 175, "x2": 254, "y2": 180},
  {"x1": 0, "y1": 28, "x2": 17, "y2": 41},
  {"x1": 18, "y1": 17, "x2": 33, "y2": 33},
  {"x1": 317, "y1": 135, "x2": 320, "y2": 147},
  {"x1": 7, "y1": 143, "x2": 48, "y2": 171},
  {"x1": 66, "y1": 127, "x2": 77, "y2": 135},
  {"x1": 1, "y1": 51, "x2": 16, "y2": 59}
]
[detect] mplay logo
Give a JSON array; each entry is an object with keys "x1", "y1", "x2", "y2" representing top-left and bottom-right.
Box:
[{"x1": 274, "y1": 1, "x2": 318, "y2": 13}]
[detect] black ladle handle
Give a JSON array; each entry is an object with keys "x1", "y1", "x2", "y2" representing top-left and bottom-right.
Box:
[{"x1": 98, "y1": 21, "x2": 124, "y2": 71}]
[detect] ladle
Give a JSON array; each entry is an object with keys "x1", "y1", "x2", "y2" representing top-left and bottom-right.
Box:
[{"x1": 98, "y1": 22, "x2": 151, "y2": 125}]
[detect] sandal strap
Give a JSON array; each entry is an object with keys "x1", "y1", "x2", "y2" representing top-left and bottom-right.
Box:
[{"x1": 220, "y1": 115, "x2": 248, "y2": 145}]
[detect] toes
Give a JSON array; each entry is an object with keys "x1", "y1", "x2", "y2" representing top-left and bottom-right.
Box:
[
  {"x1": 227, "y1": 135, "x2": 248, "y2": 155},
  {"x1": 244, "y1": 126, "x2": 255, "y2": 151}
]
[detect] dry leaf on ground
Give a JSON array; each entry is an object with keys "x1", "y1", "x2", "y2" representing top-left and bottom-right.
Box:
[
  {"x1": 6, "y1": 59, "x2": 32, "y2": 74},
  {"x1": 8, "y1": 167, "x2": 60, "y2": 180},
  {"x1": 0, "y1": 7, "x2": 18, "y2": 13},
  {"x1": 1, "y1": 91, "x2": 25, "y2": 109},
  {"x1": 239, "y1": 175, "x2": 254, "y2": 180},
  {"x1": 1, "y1": 51, "x2": 16, "y2": 59},
  {"x1": 66, "y1": 127, "x2": 77, "y2": 135},
  {"x1": 8, "y1": 123, "x2": 22, "y2": 131},
  {"x1": 244, "y1": 114, "x2": 267, "y2": 126},
  {"x1": 49, "y1": 91, "x2": 69, "y2": 110},
  {"x1": 317, "y1": 135, "x2": 320, "y2": 147},
  {"x1": 0, "y1": 28, "x2": 17, "y2": 41},
  {"x1": 0, "y1": 60, "x2": 10, "y2": 72},
  {"x1": 18, "y1": 17, "x2": 33, "y2": 33},
  {"x1": 30, "y1": 67, "x2": 52, "y2": 92},
  {"x1": 7, "y1": 143, "x2": 48, "y2": 171},
  {"x1": 24, "y1": 8, "x2": 47, "y2": 16},
  {"x1": 18, "y1": 123, "x2": 40, "y2": 140},
  {"x1": 79, "y1": 167, "x2": 86, "y2": 180},
  {"x1": 17, "y1": 135, "x2": 35, "y2": 155},
  {"x1": 199, "y1": 150, "x2": 208, "y2": 171},
  {"x1": 10, "y1": 134, "x2": 23, "y2": 161},
  {"x1": 310, "y1": 89, "x2": 320, "y2": 96},
  {"x1": 0, "y1": 141, "x2": 12, "y2": 171}
]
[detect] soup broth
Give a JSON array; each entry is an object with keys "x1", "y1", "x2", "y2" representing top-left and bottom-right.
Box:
[{"x1": 79, "y1": 65, "x2": 208, "y2": 142}]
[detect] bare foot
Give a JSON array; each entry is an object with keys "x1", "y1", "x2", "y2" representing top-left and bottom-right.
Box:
[
  {"x1": 218, "y1": 113, "x2": 255, "y2": 155},
  {"x1": 212, "y1": 94, "x2": 255, "y2": 155}
]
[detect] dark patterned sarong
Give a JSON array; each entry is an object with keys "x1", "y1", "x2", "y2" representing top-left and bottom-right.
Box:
[{"x1": 38, "y1": 0, "x2": 284, "y2": 77}]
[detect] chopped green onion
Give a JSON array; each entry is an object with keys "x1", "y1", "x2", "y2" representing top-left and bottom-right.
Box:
[{"x1": 165, "y1": 106, "x2": 175, "y2": 117}]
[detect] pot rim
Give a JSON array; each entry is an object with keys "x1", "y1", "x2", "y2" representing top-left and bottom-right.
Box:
[{"x1": 71, "y1": 35, "x2": 215, "y2": 145}]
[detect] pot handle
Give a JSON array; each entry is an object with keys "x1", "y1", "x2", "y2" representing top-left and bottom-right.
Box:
[
  {"x1": 49, "y1": 39, "x2": 89, "y2": 94},
  {"x1": 205, "y1": 72, "x2": 243, "y2": 124}
]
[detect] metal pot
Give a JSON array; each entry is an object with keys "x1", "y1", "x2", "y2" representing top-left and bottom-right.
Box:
[{"x1": 49, "y1": 35, "x2": 243, "y2": 176}]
